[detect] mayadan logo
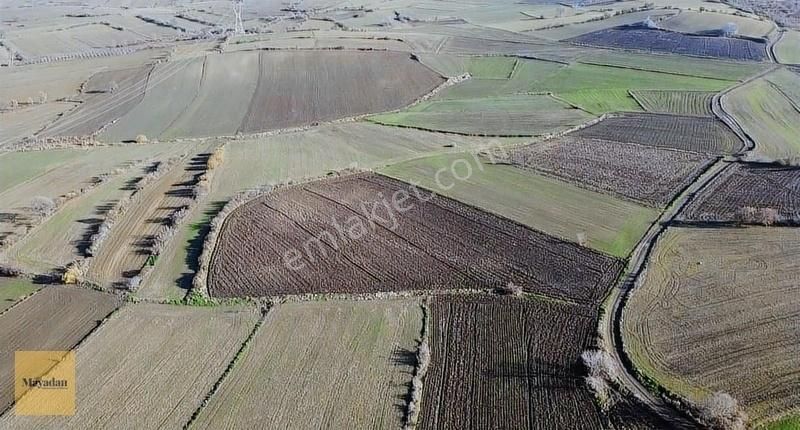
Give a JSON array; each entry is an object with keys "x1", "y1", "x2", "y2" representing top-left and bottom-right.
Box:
[
  {"x1": 22, "y1": 377, "x2": 69, "y2": 389},
  {"x1": 15, "y1": 351, "x2": 76, "y2": 416}
]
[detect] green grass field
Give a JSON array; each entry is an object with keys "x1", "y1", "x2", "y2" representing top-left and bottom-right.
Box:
[
  {"x1": 380, "y1": 152, "x2": 658, "y2": 258},
  {"x1": 775, "y1": 30, "x2": 800, "y2": 64},
  {"x1": 577, "y1": 50, "x2": 767, "y2": 81},
  {"x1": 0, "y1": 150, "x2": 84, "y2": 194},
  {"x1": 630, "y1": 90, "x2": 714, "y2": 116},
  {"x1": 528, "y1": 63, "x2": 733, "y2": 114},
  {"x1": 723, "y1": 74, "x2": 800, "y2": 159},
  {"x1": 0, "y1": 278, "x2": 41, "y2": 313},
  {"x1": 418, "y1": 54, "x2": 517, "y2": 79},
  {"x1": 434, "y1": 58, "x2": 566, "y2": 100},
  {"x1": 369, "y1": 94, "x2": 594, "y2": 135}
]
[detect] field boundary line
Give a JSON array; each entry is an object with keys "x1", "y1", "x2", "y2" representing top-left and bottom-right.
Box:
[
  {"x1": 0, "y1": 293, "x2": 122, "y2": 419},
  {"x1": 601, "y1": 158, "x2": 734, "y2": 428},
  {"x1": 0, "y1": 284, "x2": 43, "y2": 318},
  {"x1": 183, "y1": 305, "x2": 268, "y2": 430},
  {"x1": 575, "y1": 58, "x2": 743, "y2": 82}
]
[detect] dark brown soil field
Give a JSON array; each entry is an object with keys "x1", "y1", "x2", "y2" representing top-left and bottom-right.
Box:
[
  {"x1": 570, "y1": 27, "x2": 768, "y2": 61},
  {"x1": 419, "y1": 295, "x2": 603, "y2": 429},
  {"x1": 238, "y1": 51, "x2": 445, "y2": 133},
  {"x1": 208, "y1": 173, "x2": 623, "y2": 306},
  {"x1": 509, "y1": 137, "x2": 715, "y2": 206},
  {"x1": 0, "y1": 286, "x2": 120, "y2": 412},
  {"x1": 680, "y1": 163, "x2": 800, "y2": 223},
  {"x1": 574, "y1": 113, "x2": 743, "y2": 154}
]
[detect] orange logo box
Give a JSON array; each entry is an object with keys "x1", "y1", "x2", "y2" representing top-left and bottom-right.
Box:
[{"x1": 14, "y1": 351, "x2": 75, "y2": 416}]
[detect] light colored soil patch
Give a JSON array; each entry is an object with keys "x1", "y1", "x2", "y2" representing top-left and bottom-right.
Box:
[
  {"x1": 623, "y1": 227, "x2": 800, "y2": 424},
  {"x1": 192, "y1": 299, "x2": 421, "y2": 429},
  {"x1": 0, "y1": 303, "x2": 259, "y2": 429}
]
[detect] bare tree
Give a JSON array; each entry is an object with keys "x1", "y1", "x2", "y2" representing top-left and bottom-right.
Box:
[
  {"x1": 30, "y1": 196, "x2": 56, "y2": 216},
  {"x1": 38, "y1": 91, "x2": 47, "y2": 104},
  {"x1": 700, "y1": 392, "x2": 748, "y2": 430},
  {"x1": 723, "y1": 22, "x2": 739, "y2": 37},
  {"x1": 135, "y1": 134, "x2": 148, "y2": 144}
]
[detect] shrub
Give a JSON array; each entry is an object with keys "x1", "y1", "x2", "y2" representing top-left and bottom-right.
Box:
[
  {"x1": 135, "y1": 134, "x2": 148, "y2": 144},
  {"x1": 30, "y1": 196, "x2": 56, "y2": 217},
  {"x1": 126, "y1": 275, "x2": 142, "y2": 291},
  {"x1": 496, "y1": 282, "x2": 523, "y2": 296},
  {"x1": 0, "y1": 264, "x2": 23, "y2": 277},
  {"x1": 207, "y1": 147, "x2": 224, "y2": 170},
  {"x1": 62, "y1": 263, "x2": 84, "y2": 284}
]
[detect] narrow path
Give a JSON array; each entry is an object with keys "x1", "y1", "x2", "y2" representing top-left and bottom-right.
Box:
[{"x1": 602, "y1": 65, "x2": 777, "y2": 427}]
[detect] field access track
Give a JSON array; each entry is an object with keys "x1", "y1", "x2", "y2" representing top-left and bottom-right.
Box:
[{"x1": 208, "y1": 173, "x2": 623, "y2": 307}]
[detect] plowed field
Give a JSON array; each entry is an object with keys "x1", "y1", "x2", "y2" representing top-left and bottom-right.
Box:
[{"x1": 208, "y1": 173, "x2": 623, "y2": 307}]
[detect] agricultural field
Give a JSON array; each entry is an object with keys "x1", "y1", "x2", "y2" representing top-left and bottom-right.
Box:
[
  {"x1": 525, "y1": 63, "x2": 733, "y2": 114},
  {"x1": 416, "y1": 54, "x2": 517, "y2": 79},
  {"x1": 137, "y1": 124, "x2": 514, "y2": 300},
  {"x1": 660, "y1": 10, "x2": 775, "y2": 38},
  {"x1": 508, "y1": 137, "x2": 716, "y2": 206},
  {"x1": 570, "y1": 27, "x2": 769, "y2": 62},
  {"x1": 86, "y1": 147, "x2": 211, "y2": 287},
  {"x1": 431, "y1": 58, "x2": 566, "y2": 100},
  {"x1": 574, "y1": 113, "x2": 743, "y2": 154},
  {"x1": 6, "y1": 165, "x2": 148, "y2": 272},
  {"x1": 680, "y1": 163, "x2": 800, "y2": 223},
  {"x1": 533, "y1": 10, "x2": 679, "y2": 41},
  {"x1": 576, "y1": 50, "x2": 768, "y2": 81},
  {"x1": 420, "y1": 295, "x2": 605, "y2": 429},
  {"x1": 2, "y1": 0, "x2": 800, "y2": 427},
  {"x1": 0, "y1": 48, "x2": 166, "y2": 104},
  {"x1": 722, "y1": 72, "x2": 800, "y2": 159},
  {"x1": 775, "y1": 30, "x2": 800, "y2": 64},
  {"x1": 623, "y1": 227, "x2": 800, "y2": 424},
  {"x1": 0, "y1": 142, "x2": 195, "y2": 251},
  {"x1": 630, "y1": 90, "x2": 715, "y2": 116},
  {"x1": 0, "y1": 102, "x2": 76, "y2": 149},
  {"x1": 91, "y1": 51, "x2": 444, "y2": 141},
  {"x1": 0, "y1": 303, "x2": 259, "y2": 428},
  {"x1": 368, "y1": 94, "x2": 594, "y2": 136},
  {"x1": 41, "y1": 64, "x2": 153, "y2": 139},
  {"x1": 0, "y1": 277, "x2": 40, "y2": 313},
  {"x1": 0, "y1": 286, "x2": 120, "y2": 412},
  {"x1": 208, "y1": 173, "x2": 624, "y2": 305},
  {"x1": 192, "y1": 299, "x2": 421, "y2": 429},
  {"x1": 381, "y1": 152, "x2": 658, "y2": 258}
]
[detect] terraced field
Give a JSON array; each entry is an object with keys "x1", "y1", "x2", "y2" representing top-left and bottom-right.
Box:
[
  {"x1": 0, "y1": 286, "x2": 120, "y2": 412},
  {"x1": 192, "y1": 300, "x2": 421, "y2": 429},
  {"x1": 775, "y1": 30, "x2": 800, "y2": 64},
  {"x1": 381, "y1": 152, "x2": 658, "y2": 258},
  {"x1": 0, "y1": 304, "x2": 258, "y2": 429},
  {"x1": 0, "y1": 102, "x2": 76, "y2": 149},
  {"x1": 574, "y1": 113, "x2": 743, "y2": 154},
  {"x1": 623, "y1": 227, "x2": 800, "y2": 424},
  {"x1": 208, "y1": 173, "x2": 623, "y2": 306}
]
